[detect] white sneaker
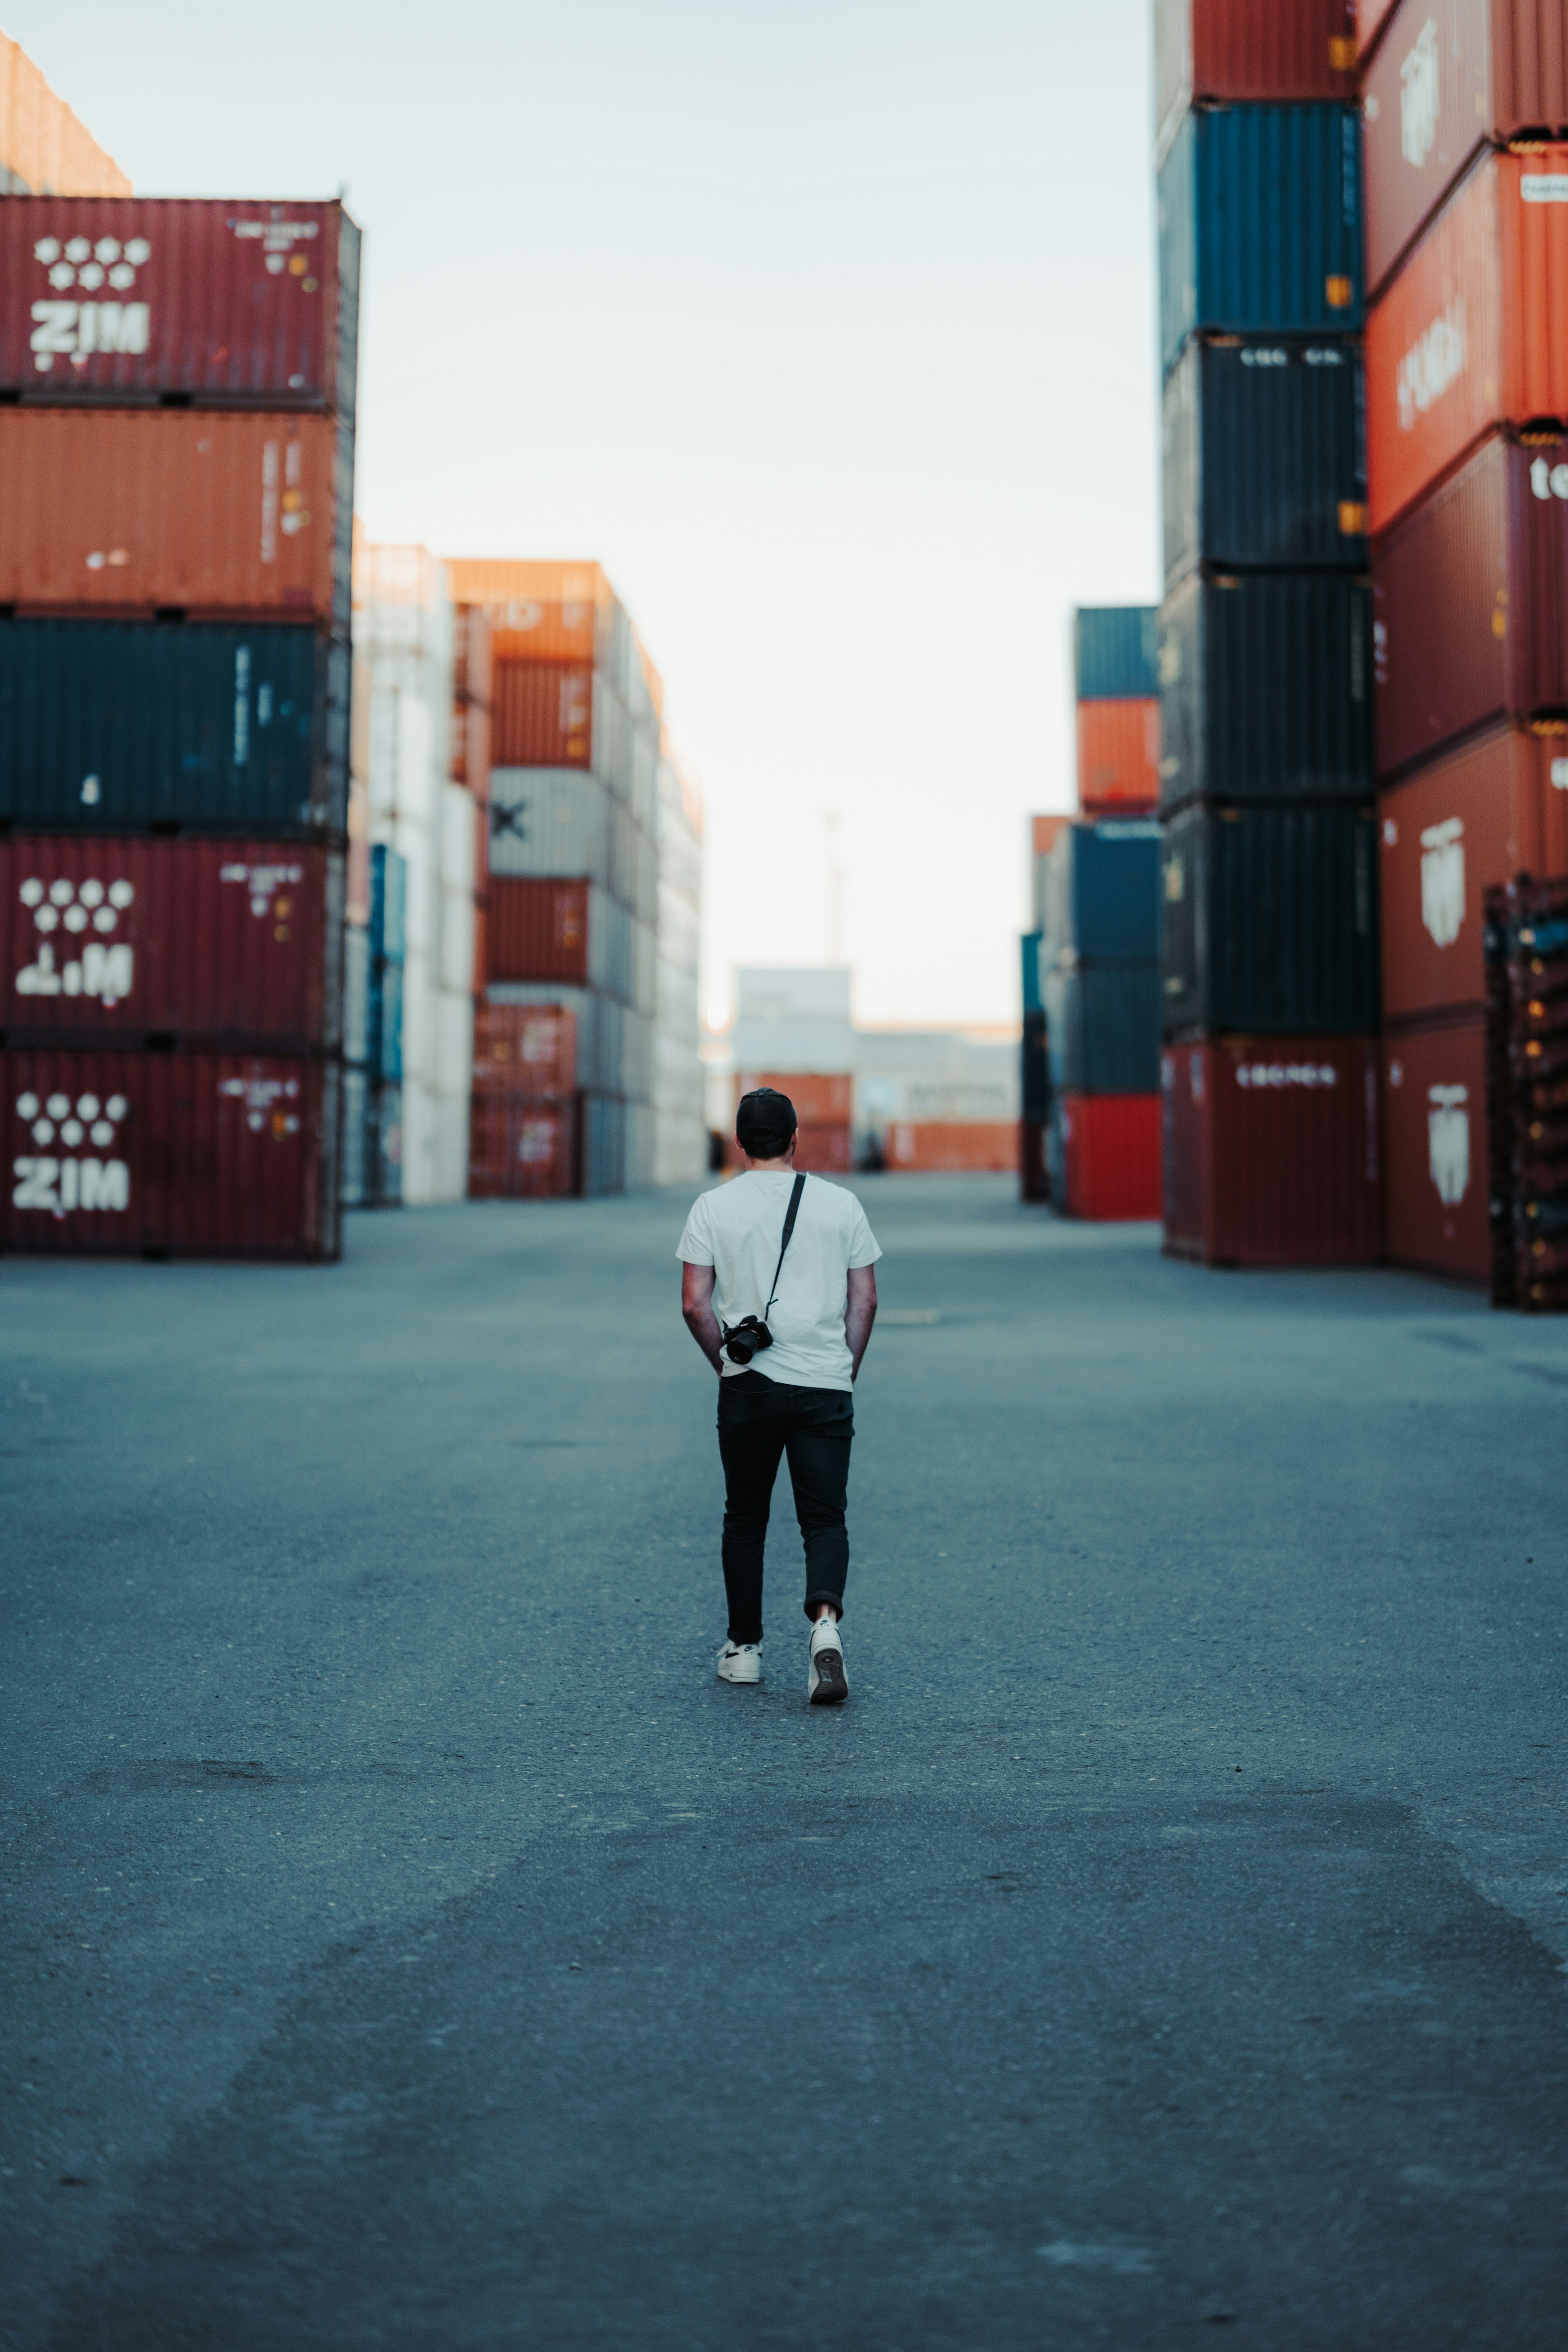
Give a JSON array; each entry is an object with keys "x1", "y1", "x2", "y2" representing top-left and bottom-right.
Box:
[
  {"x1": 806, "y1": 1617, "x2": 848, "y2": 1706},
  {"x1": 716, "y1": 1641, "x2": 762, "y2": 1684}
]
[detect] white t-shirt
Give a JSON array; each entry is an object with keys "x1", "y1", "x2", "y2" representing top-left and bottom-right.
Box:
[{"x1": 677, "y1": 1172, "x2": 882, "y2": 1391}]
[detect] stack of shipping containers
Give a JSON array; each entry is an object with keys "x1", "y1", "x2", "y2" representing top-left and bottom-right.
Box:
[
  {"x1": 1036, "y1": 610, "x2": 1163, "y2": 1218},
  {"x1": 731, "y1": 968, "x2": 855, "y2": 1173},
  {"x1": 445, "y1": 561, "x2": 663, "y2": 1197},
  {"x1": 1155, "y1": 0, "x2": 1383, "y2": 1266},
  {"x1": 1020, "y1": 815, "x2": 1068, "y2": 1201},
  {"x1": 1, "y1": 35, "x2": 129, "y2": 199},
  {"x1": 653, "y1": 746, "x2": 708, "y2": 1187},
  {"x1": 1359, "y1": 0, "x2": 1568, "y2": 1290},
  {"x1": 0, "y1": 192, "x2": 359, "y2": 1259}
]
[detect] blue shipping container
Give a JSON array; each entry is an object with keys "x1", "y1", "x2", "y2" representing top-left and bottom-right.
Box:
[
  {"x1": 366, "y1": 955, "x2": 403, "y2": 1083},
  {"x1": 1022, "y1": 932, "x2": 1043, "y2": 1015},
  {"x1": 1159, "y1": 105, "x2": 1363, "y2": 377},
  {"x1": 369, "y1": 845, "x2": 406, "y2": 964},
  {"x1": 1043, "y1": 965, "x2": 1163, "y2": 1096},
  {"x1": 1075, "y1": 608, "x2": 1160, "y2": 702},
  {"x1": 1043, "y1": 820, "x2": 1163, "y2": 967}
]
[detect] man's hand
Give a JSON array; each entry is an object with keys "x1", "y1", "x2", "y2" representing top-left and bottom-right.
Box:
[
  {"x1": 681, "y1": 1263, "x2": 725, "y2": 1375},
  {"x1": 846, "y1": 1265, "x2": 877, "y2": 1383}
]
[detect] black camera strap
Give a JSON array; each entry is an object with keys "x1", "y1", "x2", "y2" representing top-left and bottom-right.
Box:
[{"x1": 762, "y1": 1173, "x2": 807, "y2": 1322}]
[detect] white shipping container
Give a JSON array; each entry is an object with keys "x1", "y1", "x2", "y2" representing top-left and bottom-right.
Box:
[{"x1": 488, "y1": 768, "x2": 612, "y2": 886}]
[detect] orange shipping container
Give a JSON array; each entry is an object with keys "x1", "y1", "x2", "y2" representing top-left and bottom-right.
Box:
[
  {"x1": 0, "y1": 408, "x2": 349, "y2": 628},
  {"x1": 734, "y1": 1071, "x2": 853, "y2": 1123},
  {"x1": 486, "y1": 878, "x2": 588, "y2": 985},
  {"x1": 887, "y1": 1121, "x2": 1018, "y2": 1172},
  {"x1": 1365, "y1": 145, "x2": 1568, "y2": 535},
  {"x1": 472, "y1": 1003, "x2": 576, "y2": 1097},
  {"x1": 1031, "y1": 814, "x2": 1071, "y2": 860},
  {"x1": 443, "y1": 559, "x2": 606, "y2": 662},
  {"x1": 491, "y1": 660, "x2": 593, "y2": 768},
  {"x1": 793, "y1": 1121, "x2": 853, "y2": 1174},
  {"x1": 1076, "y1": 699, "x2": 1161, "y2": 813}
]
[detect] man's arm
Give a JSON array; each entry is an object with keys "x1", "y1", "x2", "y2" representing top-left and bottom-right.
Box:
[
  {"x1": 681, "y1": 1262, "x2": 724, "y2": 1375},
  {"x1": 846, "y1": 1265, "x2": 877, "y2": 1384}
]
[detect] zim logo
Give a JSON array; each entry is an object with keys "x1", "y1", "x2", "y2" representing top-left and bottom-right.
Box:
[
  {"x1": 16, "y1": 874, "x2": 135, "y2": 1004},
  {"x1": 12, "y1": 1089, "x2": 130, "y2": 1216},
  {"x1": 31, "y1": 234, "x2": 151, "y2": 374}
]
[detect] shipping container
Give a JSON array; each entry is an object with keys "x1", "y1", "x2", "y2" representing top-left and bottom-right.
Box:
[
  {"x1": 581, "y1": 1090, "x2": 627, "y2": 1196},
  {"x1": 468, "y1": 1091, "x2": 578, "y2": 1199},
  {"x1": 339, "y1": 1062, "x2": 367, "y2": 1205},
  {"x1": 1022, "y1": 930, "x2": 1043, "y2": 1016},
  {"x1": 485, "y1": 982, "x2": 648, "y2": 1098},
  {"x1": 367, "y1": 955, "x2": 402, "y2": 1082},
  {"x1": 0, "y1": 196, "x2": 359, "y2": 412},
  {"x1": 1053, "y1": 1092, "x2": 1164, "y2": 1220},
  {"x1": 488, "y1": 767, "x2": 611, "y2": 884},
  {"x1": 1155, "y1": 0, "x2": 1359, "y2": 159},
  {"x1": 443, "y1": 560, "x2": 607, "y2": 664},
  {"x1": 1159, "y1": 105, "x2": 1364, "y2": 375},
  {"x1": 1162, "y1": 1034, "x2": 1382, "y2": 1262},
  {"x1": 1022, "y1": 1007, "x2": 1050, "y2": 1122},
  {"x1": 0, "y1": 34, "x2": 131, "y2": 199},
  {"x1": 885, "y1": 1121, "x2": 1016, "y2": 1173},
  {"x1": 1043, "y1": 818, "x2": 1163, "y2": 965},
  {"x1": 1162, "y1": 334, "x2": 1368, "y2": 585},
  {"x1": 733, "y1": 1071, "x2": 853, "y2": 1124},
  {"x1": 1161, "y1": 802, "x2": 1379, "y2": 1034},
  {"x1": 485, "y1": 876, "x2": 589, "y2": 985},
  {"x1": 1158, "y1": 570, "x2": 1373, "y2": 810},
  {"x1": 1019, "y1": 1115, "x2": 1050, "y2": 1201},
  {"x1": 0, "y1": 619, "x2": 348, "y2": 835},
  {"x1": 369, "y1": 844, "x2": 405, "y2": 963},
  {"x1": 367, "y1": 1079, "x2": 401, "y2": 1207},
  {"x1": 1357, "y1": 0, "x2": 1404, "y2": 59},
  {"x1": 1043, "y1": 965, "x2": 1164, "y2": 1094},
  {"x1": 1363, "y1": 0, "x2": 1568, "y2": 299},
  {"x1": 0, "y1": 837, "x2": 342, "y2": 1050},
  {"x1": 1074, "y1": 608, "x2": 1160, "y2": 701},
  {"x1": 0, "y1": 408, "x2": 353, "y2": 633},
  {"x1": 1365, "y1": 144, "x2": 1568, "y2": 534},
  {"x1": 1, "y1": 1047, "x2": 339, "y2": 1258},
  {"x1": 1378, "y1": 724, "x2": 1568, "y2": 1016},
  {"x1": 343, "y1": 920, "x2": 367, "y2": 1064},
  {"x1": 490, "y1": 661, "x2": 593, "y2": 768},
  {"x1": 472, "y1": 1001, "x2": 576, "y2": 1098},
  {"x1": 1372, "y1": 430, "x2": 1568, "y2": 777},
  {"x1": 1076, "y1": 699, "x2": 1162, "y2": 811},
  {"x1": 1031, "y1": 815, "x2": 1073, "y2": 933},
  {"x1": 1383, "y1": 1011, "x2": 1491, "y2": 1276}
]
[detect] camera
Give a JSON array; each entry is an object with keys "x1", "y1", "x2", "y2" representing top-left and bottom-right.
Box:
[{"x1": 723, "y1": 1315, "x2": 773, "y2": 1365}]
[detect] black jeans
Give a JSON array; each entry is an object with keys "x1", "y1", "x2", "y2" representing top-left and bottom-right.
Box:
[{"x1": 717, "y1": 1371, "x2": 853, "y2": 1644}]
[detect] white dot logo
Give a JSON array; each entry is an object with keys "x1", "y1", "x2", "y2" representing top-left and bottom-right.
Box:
[
  {"x1": 15, "y1": 878, "x2": 136, "y2": 1005},
  {"x1": 64, "y1": 236, "x2": 91, "y2": 264},
  {"x1": 10, "y1": 1087, "x2": 132, "y2": 1216}
]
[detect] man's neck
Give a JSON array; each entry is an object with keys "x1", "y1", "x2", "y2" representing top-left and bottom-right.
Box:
[{"x1": 742, "y1": 1156, "x2": 796, "y2": 1173}]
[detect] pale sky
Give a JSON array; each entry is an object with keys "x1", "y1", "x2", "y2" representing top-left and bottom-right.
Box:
[{"x1": 12, "y1": 1, "x2": 1161, "y2": 1026}]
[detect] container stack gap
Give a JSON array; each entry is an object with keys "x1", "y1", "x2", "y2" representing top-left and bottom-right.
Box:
[
  {"x1": 1359, "y1": 0, "x2": 1568, "y2": 1291},
  {"x1": 0, "y1": 194, "x2": 360, "y2": 1260},
  {"x1": 1155, "y1": 0, "x2": 1383, "y2": 1266}
]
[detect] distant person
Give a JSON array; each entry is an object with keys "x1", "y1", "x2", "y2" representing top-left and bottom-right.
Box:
[{"x1": 677, "y1": 1087, "x2": 880, "y2": 1704}]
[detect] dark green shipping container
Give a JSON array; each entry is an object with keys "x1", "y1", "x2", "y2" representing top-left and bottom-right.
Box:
[{"x1": 0, "y1": 620, "x2": 348, "y2": 835}]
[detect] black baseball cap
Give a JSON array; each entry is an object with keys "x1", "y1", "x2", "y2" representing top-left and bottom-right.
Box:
[{"x1": 736, "y1": 1087, "x2": 797, "y2": 1155}]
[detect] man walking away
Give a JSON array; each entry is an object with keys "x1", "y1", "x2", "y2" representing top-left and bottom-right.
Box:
[{"x1": 678, "y1": 1088, "x2": 880, "y2": 1704}]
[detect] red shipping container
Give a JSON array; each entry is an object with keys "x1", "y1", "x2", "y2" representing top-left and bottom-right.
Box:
[
  {"x1": 0, "y1": 408, "x2": 350, "y2": 626},
  {"x1": 1076, "y1": 699, "x2": 1161, "y2": 813},
  {"x1": 793, "y1": 1121, "x2": 854, "y2": 1174},
  {"x1": 1056, "y1": 1094, "x2": 1163, "y2": 1220},
  {"x1": 734, "y1": 1072, "x2": 853, "y2": 1123},
  {"x1": 1372, "y1": 430, "x2": 1568, "y2": 776},
  {"x1": 468, "y1": 1093, "x2": 578, "y2": 1199},
  {"x1": 1383, "y1": 1013, "x2": 1490, "y2": 1278},
  {"x1": 1365, "y1": 145, "x2": 1568, "y2": 534},
  {"x1": 485, "y1": 878, "x2": 589, "y2": 985},
  {"x1": 1163, "y1": 1036, "x2": 1383, "y2": 1264},
  {"x1": 490, "y1": 661, "x2": 592, "y2": 768},
  {"x1": 1, "y1": 1049, "x2": 339, "y2": 1259},
  {"x1": 1379, "y1": 725, "x2": 1568, "y2": 1017},
  {"x1": 0, "y1": 197, "x2": 358, "y2": 409},
  {"x1": 1157, "y1": 0, "x2": 1358, "y2": 151},
  {"x1": 1362, "y1": 0, "x2": 1568, "y2": 298},
  {"x1": 472, "y1": 1002, "x2": 576, "y2": 1096},
  {"x1": 0, "y1": 838, "x2": 340, "y2": 1050},
  {"x1": 886, "y1": 1122, "x2": 1016, "y2": 1172}
]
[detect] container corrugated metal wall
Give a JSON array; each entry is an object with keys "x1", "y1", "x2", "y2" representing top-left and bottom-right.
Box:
[
  {"x1": 1362, "y1": 0, "x2": 1568, "y2": 298},
  {"x1": 1364, "y1": 146, "x2": 1568, "y2": 534},
  {"x1": 0, "y1": 197, "x2": 360, "y2": 413},
  {"x1": 1042, "y1": 820, "x2": 1163, "y2": 965},
  {"x1": 1160, "y1": 802, "x2": 1379, "y2": 1034},
  {"x1": 1043, "y1": 965, "x2": 1163, "y2": 1094},
  {"x1": 1054, "y1": 1091, "x2": 1164, "y2": 1220},
  {"x1": 1372, "y1": 430, "x2": 1568, "y2": 779},
  {"x1": 0, "y1": 408, "x2": 353, "y2": 632},
  {"x1": 1155, "y1": 0, "x2": 1359, "y2": 155},
  {"x1": 1074, "y1": 607, "x2": 1160, "y2": 700},
  {"x1": 1, "y1": 1047, "x2": 340, "y2": 1258},
  {"x1": 1076, "y1": 700, "x2": 1162, "y2": 809},
  {"x1": 486, "y1": 877, "x2": 590, "y2": 985},
  {"x1": 0, "y1": 620, "x2": 348, "y2": 834},
  {"x1": 488, "y1": 768, "x2": 611, "y2": 884},
  {"x1": 1159, "y1": 104, "x2": 1365, "y2": 375},
  {"x1": 490, "y1": 661, "x2": 592, "y2": 768},
  {"x1": 1357, "y1": 0, "x2": 1403, "y2": 58},
  {"x1": 1158, "y1": 571, "x2": 1373, "y2": 809},
  {"x1": 1377, "y1": 724, "x2": 1568, "y2": 1018},
  {"x1": 1382, "y1": 1012, "x2": 1491, "y2": 1277},
  {"x1": 1161, "y1": 1034, "x2": 1382, "y2": 1262},
  {"x1": 1162, "y1": 334, "x2": 1367, "y2": 584},
  {"x1": 468, "y1": 1093, "x2": 578, "y2": 1199},
  {"x1": 0, "y1": 837, "x2": 343, "y2": 1050}
]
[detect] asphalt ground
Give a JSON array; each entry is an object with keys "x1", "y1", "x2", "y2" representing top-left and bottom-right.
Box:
[{"x1": 3, "y1": 1174, "x2": 1567, "y2": 2351}]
